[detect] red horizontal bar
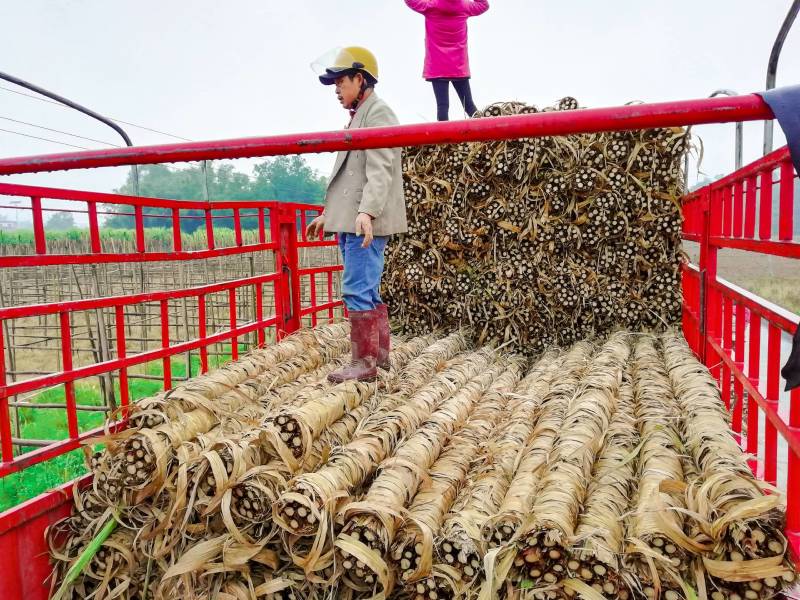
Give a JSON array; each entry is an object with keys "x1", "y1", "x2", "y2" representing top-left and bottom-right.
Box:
[
  {"x1": 0, "y1": 422, "x2": 125, "y2": 479},
  {"x1": 0, "y1": 242, "x2": 279, "y2": 267},
  {"x1": 0, "y1": 95, "x2": 773, "y2": 175},
  {"x1": 0, "y1": 314, "x2": 278, "y2": 398},
  {"x1": 297, "y1": 240, "x2": 339, "y2": 249},
  {"x1": 708, "y1": 237, "x2": 800, "y2": 259},
  {"x1": 298, "y1": 265, "x2": 344, "y2": 276},
  {"x1": 0, "y1": 181, "x2": 282, "y2": 212},
  {"x1": 709, "y1": 277, "x2": 799, "y2": 334},
  {"x1": 300, "y1": 299, "x2": 343, "y2": 317},
  {"x1": 705, "y1": 335, "x2": 800, "y2": 460},
  {"x1": 0, "y1": 273, "x2": 278, "y2": 319}
]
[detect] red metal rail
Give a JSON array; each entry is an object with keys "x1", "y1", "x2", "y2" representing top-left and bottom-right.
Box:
[
  {"x1": 682, "y1": 144, "x2": 800, "y2": 553},
  {"x1": 0, "y1": 94, "x2": 773, "y2": 175},
  {"x1": 0, "y1": 188, "x2": 340, "y2": 477}
]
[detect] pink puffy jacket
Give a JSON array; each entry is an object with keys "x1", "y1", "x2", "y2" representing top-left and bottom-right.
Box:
[{"x1": 405, "y1": 0, "x2": 489, "y2": 80}]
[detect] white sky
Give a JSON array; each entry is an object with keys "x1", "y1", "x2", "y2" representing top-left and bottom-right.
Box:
[{"x1": 0, "y1": 0, "x2": 798, "y2": 219}]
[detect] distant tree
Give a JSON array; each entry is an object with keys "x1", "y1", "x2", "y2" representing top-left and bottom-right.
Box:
[
  {"x1": 46, "y1": 211, "x2": 76, "y2": 231},
  {"x1": 104, "y1": 158, "x2": 327, "y2": 231}
]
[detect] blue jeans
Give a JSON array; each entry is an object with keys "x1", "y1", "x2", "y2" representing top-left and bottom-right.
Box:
[{"x1": 338, "y1": 233, "x2": 388, "y2": 312}]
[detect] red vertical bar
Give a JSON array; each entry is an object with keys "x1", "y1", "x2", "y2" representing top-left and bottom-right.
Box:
[
  {"x1": 233, "y1": 208, "x2": 243, "y2": 247},
  {"x1": 205, "y1": 208, "x2": 215, "y2": 250},
  {"x1": 732, "y1": 180, "x2": 744, "y2": 238},
  {"x1": 88, "y1": 201, "x2": 101, "y2": 253},
  {"x1": 309, "y1": 275, "x2": 318, "y2": 327},
  {"x1": 172, "y1": 208, "x2": 182, "y2": 252},
  {"x1": 327, "y1": 271, "x2": 334, "y2": 321},
  {"x1": 0, "y1": 323, "x2": 12, "y2": 463},
  {"x1": 255, "y1": 281, "x2": 265, "y2": 347},
  {"x1": 722, "y1": 185, "x2": 733, "y2": 237},
  {"x1": 732, "y1": 302, "x2": 746, "y2": 434},
  {"x1": 710, "y1": 189, "x2": 722, "y2": 237},
  {"x1": 301, "y1": 210, "x2": 308, "y2": 242},
  {"x1": 229, "y1": 287, "x2": 238, "y2": 361},
  {"x1": 114, "y1": 305, "x2": 130, "y2": 416},
  {"x1": 723, "y1": 296, "x2": 733, "y2": 352},
  {"x1": 134, "y1": 205, "x2": 145, "y2": 253},
  {"x1": 759, "y1": 169, "x2": 773, "y2": 239},
  {"x1": 31, "y1": 196, "x2": 47, "y2": 255},
  {"x1": 198, "y1": 294, "x2": 208, "y2": 374},
  {"x1": 763, "y1": 324, "x2": 781, "y2": 486},
  {"x1": 258, "y1": 207, "x2": 267, "y2": 244},
  {"x1": 746, "y1": 313, "x2": 761, "y2": 461},
  {"x1": 721, "y1": 364, "x2": 732, "y2": 411},
  {"x1": 160, "y1": 300, "x2": 171, "y2": 390},
  {"x1": 778, "y1": 160, "x2": 794, "y2": 241},
  {"x1": 743, "y1": 175, "x2": 757, "y2": 239},
  {"x1": 60, "y1": 312, "x2": 78, "y2": 439},
  {"x1": 787, "y1": 387, "x2": 800, "y2": 544}
]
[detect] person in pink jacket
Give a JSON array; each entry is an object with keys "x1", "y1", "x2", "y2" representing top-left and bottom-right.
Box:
[{"x1": 405, "y1": 0, "x2": 489, "y2": 121}]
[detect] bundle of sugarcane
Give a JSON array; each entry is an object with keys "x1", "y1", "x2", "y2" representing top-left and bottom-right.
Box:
[
  {"x1": 95, "y1": 327, "x2": 353, "y2": 502},
  {"x1": 272, "y1": 349, "x2": 492, "y2": 553},
  {"x1": 660, "y1": 331, "x2": 795, "y2": 597},
  {"x1": 481, "y1": 349, "x2": 567, "y2": 549},
  {"x1": 392, "y1": 360, "x2": 525, "y2": 588},
  {"x1": 435, "y1": 345, "x2": 582, "y2": 590},
  {"x1": 514, "y1": 334, "x2": 628, "y2": 591},
  {"x1": 130, "y1": 322, "x2": 350, "y2": 429},
  {"x1": 384, "y1": 97, "x2": 688, "y2": 356},
  {"x1": 624, "y1": 334, "x2": 698, "y2": 600},
  {"x1": 334, "y1": 355, "x2": 507, "y2": 595},
  {"x1": 562, "y1": 369, "x2": 638, "y2": 600}
]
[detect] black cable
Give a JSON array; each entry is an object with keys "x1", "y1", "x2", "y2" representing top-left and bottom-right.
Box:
[
  {"x1": 0, "y1": 84, "x2": 193, "y2": 142},
  {"x1": 0, "y1": 127, "x2": 90, "y2": 150},
  {"x1": 0, "y1": 115, "x2": 120, "y2": 147}
]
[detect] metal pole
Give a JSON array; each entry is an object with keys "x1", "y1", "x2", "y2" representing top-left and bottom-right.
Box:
[
  {"x1": 763, "y1": 0, "x2": 800, "y2": 155},
  {"x1": 0, "y1": 70, "x2": 140, "y2": 192}
]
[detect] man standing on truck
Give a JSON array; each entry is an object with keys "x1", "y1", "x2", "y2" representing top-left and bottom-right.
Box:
[{"x1": 305, "y1": 46, "x2": 408, "y2": 384}]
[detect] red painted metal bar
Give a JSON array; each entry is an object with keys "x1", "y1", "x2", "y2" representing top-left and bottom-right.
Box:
[
  {"x1": 198, "y1": 294, "x2": 208, "y2": 374},
  {"x1": 134, "y1": 205, "x2": 145, "y2": 253},
  {"x1": 0, "y1": 323, "x2": 11, "y2": 463},
  {"x1": 789, "y1": 386, "x2": 800, "y2": 543},
  {"x1": 309, "y1": 274, "x2": 318, "y2": 327},
  {"x1": 59, "y1": 312, "x2": 78, "y2": 440},
  {"x1": 733, "y1": 180, "x2": 744, "y2": 238},
  {"x1": 744, "y1": 175, "x2": 757, "y2": 239},
  {"x1": 88, "y1": 201, "x2": 101, "y2": 253},
  {"x1": 779, "y1": 159, "x2": 795, "y2": 241},
  {"x1": 172, "y1": 208, "x2": 182, "y2": 252},
  {"x1": 114, "y1": 305, "x2": 129, "y2": 416},
  {"x1": 30, "y1": 196, "x2": 46, "y2": 255},
  {"x1": 0, "y1": 95, "x2": 773, "y2": 175},
  {"x1": 732, "y1": 301, "x2": 746, "y2": 434},
  {"x1": 759, "y1": 169, "x2": 773, "y2": 239},
  {"x1": 205, "y1": 208, "x2": 215, "y2": 250},
  {"x1": 764, "y1": 324, "x2": 782, "y2": 486},
  {"x1": 255, "y1": 282, "x2": 265, "y2": 347},
  {"x1": 229, "y1": 288, "x2": 238, "y2": 361},
  {"x1": 0, "y1": 242, "x2": 281, "y2": 268},
  {"x1": 160, "y1": 300, "x2": 171, "y2": 390}
]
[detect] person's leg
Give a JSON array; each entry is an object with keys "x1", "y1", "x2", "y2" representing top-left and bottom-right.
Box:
[
  {"x1": 367, "y1": 237, "x2": 391, "y2": 370},
  {"x1": 330, "y1": 233, "x2": 382, "y2": 382},
  {"x1": 431, "y1": 79, "x2": 450, "y2": 122},
  {"x1": 452, "y1": 78, "x2": 478, "y2": 117}
]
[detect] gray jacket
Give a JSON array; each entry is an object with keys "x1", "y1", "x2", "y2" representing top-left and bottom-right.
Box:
[{"x1": 323, "y1": 93, "x2": 408, "y2": 236}]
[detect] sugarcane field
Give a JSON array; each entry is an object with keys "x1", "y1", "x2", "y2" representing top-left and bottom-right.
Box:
[{"x1": 3, "y1": 3, "x2": 800, "y2": 600}]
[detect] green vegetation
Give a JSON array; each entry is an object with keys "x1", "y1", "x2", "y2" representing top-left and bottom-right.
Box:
[
  {"x1": 0, "y1": 226, "x2": 264, "y2": 248},
  {"x1": 106, "y1": 157, "x2": 327, "y2": 231},
  {"x1": 0, "y1": 347, "x2": 240, "y2": 513}
]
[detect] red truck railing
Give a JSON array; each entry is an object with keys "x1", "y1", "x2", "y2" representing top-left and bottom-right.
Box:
[
  {"x1": 681, "y1": 144, "x2": 800, "y2": 552},
  {"x1": 0, "y1": 93, "x2": 797, "y2": 600}
]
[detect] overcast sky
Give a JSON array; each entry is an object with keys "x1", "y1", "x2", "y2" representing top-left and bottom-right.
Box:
[{"x1": 0, "y1": 0, "x2": 798, "y2": 218}]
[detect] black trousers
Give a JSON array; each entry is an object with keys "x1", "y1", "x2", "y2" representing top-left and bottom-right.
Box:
[{"x1": 430, "y1": 78, "x2": 478, "y2": 121}]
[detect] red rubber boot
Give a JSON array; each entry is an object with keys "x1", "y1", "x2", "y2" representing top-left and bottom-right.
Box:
[
  {"x1": 376, "y1": 303, "x2": 391, "y2": 371},
  {"x1": 328, "y1": 309, "x2": 379, "y2": 383}
]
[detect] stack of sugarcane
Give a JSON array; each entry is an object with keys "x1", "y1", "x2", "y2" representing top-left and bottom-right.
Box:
[
  {"x1": 49, "y1": 326, "x2": 798, "y2": 600},
  {"x1": 384, "y1": 98, "x2": 688, "y2": 356}
]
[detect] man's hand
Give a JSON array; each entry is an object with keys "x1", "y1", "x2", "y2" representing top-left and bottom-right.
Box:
[
  {"x1": 355, "y1": 212, "x2": 374, "y2": 248},
  {"x1": 306, "y1": 214, "x2": 325, "y2": 240}
]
